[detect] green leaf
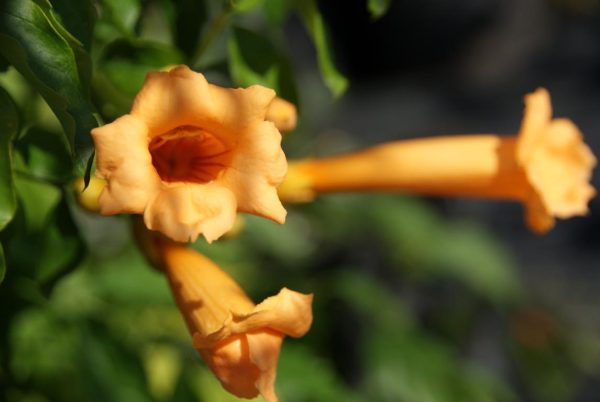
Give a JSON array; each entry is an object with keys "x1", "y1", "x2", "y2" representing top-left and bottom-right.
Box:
[
  {"x1": 50, "y1": 0, "x2": 96, "y2": 51},
  {"x1": 228, "y1": 26, "x2": 298, "y2": 103},
  {"x1": 0, "y1": 242, "x2": 5, "y2": 284},
  {"x1": 0, "y1": 85, "x2": 19, "y2": 231},
  {"x1": 100, "y1": 0, "x2": 141, "y2": 35},
  {"x1": 170, "y1": 0, "x2": 207, "y2": 58},
  {"x1": 14, "y1": 174, "x2": 62, "y2": 232},
  {"x1": 232, "y1": 0, "x2": 264, "y2": 14},
  {"x1": 36, "y1": 198, "x2": 86, "y2": 287},
  {"x1": 264, "y1": 0, "x2": 292, "y2": 25},
  {"x1": 277, "y1": 344, "x2": 365, "y2": 402},
  {"x1": 0, "y1": 0, "x2": 98, "y2": 174},
  {"x1": 368, "y1": 196, "x2": 522, "y2": 305},
  {"x1": 94, "y1": 39, "x2": 183, "y2": 118},
  {"x1": 424, "y1": 222, "x2": 523, "y2": 305},
  {"x1": 367, "y1": 0, "x2": 391, "y2": 19},
  {"x1": 15, "y1": 126, "x2": 73, "y2": 183},
  {"x1": 81, "y1": 324, "x2": 151, "y2": 402},
  {"x1": 295, "y1": 0, "x2": 348, "y2": 98}
]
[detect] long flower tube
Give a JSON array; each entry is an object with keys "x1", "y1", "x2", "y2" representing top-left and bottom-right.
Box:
[
  {"x1": 141, "y1": 231, "x2": 313, "y2": 402},
  {"x1": 279, "y1": 89, "x2": 596, "y2": 233}
]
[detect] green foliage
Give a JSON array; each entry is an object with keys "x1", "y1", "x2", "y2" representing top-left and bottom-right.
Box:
[
  {"x1": 0, "y1": 86, "x2": 19, "y2": 231},
  {"x1": 0, "y1": 2, "x2": 597, "y2": 402},
  {"x1": 0, "y1": 0, "x2": 97, "y2": 174},
  {"x1": 15, "y1": 127, "x2": 73, "y2": 183},
  {"x1": 296, "y1": 0, "x2": 349, "y2": 98},
  {"x1": 94, "y1": 38, "x2": 183, "y2": 118},
  {"x1": 228, "y1": 26, "x2": 298, "y2": 103},
  {"x1": 367, "y1": 0, "x2": 392, "y2": 19},
  {"x1": 0, "y1": 242, "x2": 5, "y2": 284}
]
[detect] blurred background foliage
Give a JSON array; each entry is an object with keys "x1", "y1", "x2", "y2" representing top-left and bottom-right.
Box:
[{"x1": 1, "y1": 0, "x2": 600, "y2": 401}]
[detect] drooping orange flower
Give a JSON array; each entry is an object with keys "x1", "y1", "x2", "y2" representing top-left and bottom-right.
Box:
[
  {"x1": 92, "y1": 65, "x2": 288, "y2": 242},
  {"x1": 280, "y1": 89, "x2": 596, "y2": 233},
  {"x1": 154, "y1": 238, "x2": 313, "y2": 402}
]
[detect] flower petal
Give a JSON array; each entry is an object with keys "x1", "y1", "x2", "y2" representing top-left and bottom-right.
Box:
[
  {"x1": 91, "y1": 115, "x2": 160, "y2": 214},
  {"x1": 517, "y1": 87, "x2": 552, "y2": 164},
  {"x1": 525, "y1": 118, "x2": 596, "y2": 220},
  {"x1": 208, "y1": 84, "x2": 276, "y2": 134},
  {"x1": 221, "y1": 121, "x2": 287, "y2": 223},
  {"x1": 193, "y1": 287, "x2": 313, "y2": 348},
  {"x1": 246, "y1": 331, "x2": 283, "y2": 402},
  {"x1": 199, "y1": 331, "x2": 283, "y2": 402},
  {"x1": 266, "y1": 97, "x2": 297, "y2": 132},
  {"x1": 143, "y1": 183, "x2": 237, "y2": 243},
  {"x1": 131, "y1": 65, "x2": 216, "y2": 136}
]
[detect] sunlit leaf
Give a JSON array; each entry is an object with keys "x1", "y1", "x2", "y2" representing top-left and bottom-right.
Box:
[
  {"x1": 0, "y1": 0, "x2": 97, "y2": 174},
  {"x1": 0, "y1": 86, "x2": 19, "y2": 231},
  {"x1": 295, "y1": 0, "x2": 348, "y2": 98},
  {"x1": 367, "y1": 0, "x2": 391, "y2": 19},
  {"x1": 233, "y1": 0, "x2": 264, "y2": 14},
  {"x1": 228, "y1": 26, "x2": 298, "y2": 103}
]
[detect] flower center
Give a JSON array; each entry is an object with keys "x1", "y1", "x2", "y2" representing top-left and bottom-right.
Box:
[{"x1": 150, "y1": 126, "x2": 232, "y2": 183}]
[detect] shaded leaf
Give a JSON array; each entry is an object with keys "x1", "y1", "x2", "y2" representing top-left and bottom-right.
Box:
[
  {"x1": 0, "y1": 0, "x2": 97, "y2": 174},
  {"x1": 228, "y1": 26, "x2": 298, "y2": 103},
  {"x1": 363, "y1": 327, "x2": 516, "y2": 402},
  {"x1": 15, "y1": 127, "x2": 73, "y2": 183},
  {"x1": 13, "y1": 173, "x2": 62, "y2": 232},
  {"x1": 0, "y1": 85, "x2": 19, "y2": 231},
  {"x1": 264, "y1": 0, "x2": 292, "y2": 25},
  {"x1": 295, "y1": 0, "x2": 348, "y2": 98},
  {"x1": 100, "y1": 0, "x2": 141, "y2": 35},
  {"x1": 81, "y1": 324, "x2": 150, "y2": 402},
  {"x1": 368, "y1": 196, "x2": 522, "y2": 305},
  {"x1": 0, "y1": 242, "x2": 5, "y2": 284},
  {"x1": 36, "y1": 198, "x2": 86, "y2": 288},
  {"x1": 94, "y1": 39, "x2": 183, "y2": 118},
  {"x1": 50, "y1": 0, "x2": 96, "y2": 52},
  {"x1": 277, "y1": 344, "x2": 365, "y2": 402},
  {"x1": 170, "y1": 0, "x2": 207, "y2": 58},
  {"x1": 9, "y1": 308, "x2": 80, "y2": 383}
]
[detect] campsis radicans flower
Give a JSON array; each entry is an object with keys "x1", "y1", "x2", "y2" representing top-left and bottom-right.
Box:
[
  {"x1": 92, "y1": 65, "x2": 293, "y2": 242},
  {"x1": 279, "y1": 88, "x2": 596, "y2": 233},
  {"x1": 153, "y1": 238, "x2": 313, "y2": 402}
]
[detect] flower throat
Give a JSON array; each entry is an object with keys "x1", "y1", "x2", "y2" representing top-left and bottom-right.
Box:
[{"x1": 149, "y1": 126, "x2": 231, "y2": 183}]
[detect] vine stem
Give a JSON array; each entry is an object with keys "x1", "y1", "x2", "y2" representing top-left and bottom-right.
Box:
[{"x1": 190, "y1": 1, "x2": 235, "y2": 68}]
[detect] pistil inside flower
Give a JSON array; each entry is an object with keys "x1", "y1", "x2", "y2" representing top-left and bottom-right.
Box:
[{"x1": 150, "y1": 126, "x2": 232, "y2": 183}]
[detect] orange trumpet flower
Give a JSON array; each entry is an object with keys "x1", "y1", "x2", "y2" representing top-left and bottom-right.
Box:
[
  {"x1": 153, "y1": 238, "x2": 313, "y2": 402},
  {"x1": 280, "y1": 89, "x2": 596, "y2": 233},
  {"x1": 92, "y1": 65, "x2": 288, "y2": 243}
]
